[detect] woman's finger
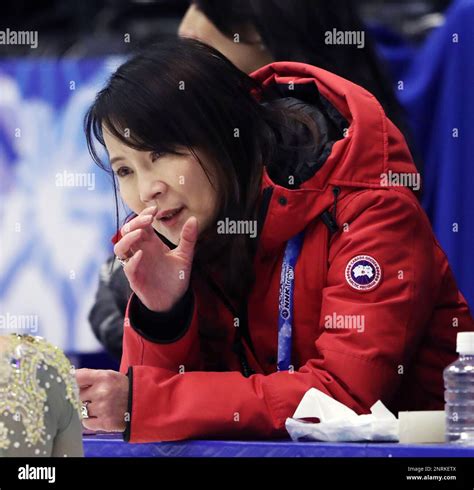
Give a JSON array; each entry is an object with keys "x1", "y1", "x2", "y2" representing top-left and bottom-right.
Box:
[
  {"x1": 121, "y1": 206, "x2": 158, "y2": 237},
  {"x1": 123, "y1": 249, "x2": 143, "y2": 277},
  {"x1": 79, "y1": 385, "x2": 94, "y2": 402},
  {"x1": 84, "y1": 402, "x2": 96, "y2": 419},
  {"x1": 76, "y1": 368, "x2": 99, "y2": 388},
  {"x1": 114, "y1": 229, "x2": 144, "y2": 258},
  {"x1": 80, "y1": 401, "x2": 97, "y2": 422},
  {"x1": 173, "y1": 216, "x2": 198, "y2": 262},
  {"x1": 121, "y1": 214, "x2": 153, "y2": 236}
]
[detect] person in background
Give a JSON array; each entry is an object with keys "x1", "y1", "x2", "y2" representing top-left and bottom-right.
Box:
[
  {"x1": 179, "y1": 0, "x2": 408, "y2": 133},
  {"x1": 89, "y1": 255, "x2": 131, "y2": 360},
  {"x1": 89, "y1": 0, "x2": 415, "y2": 361},
  {"x1": 0, "y1": 334, "x2": 84, "y2": 457}
]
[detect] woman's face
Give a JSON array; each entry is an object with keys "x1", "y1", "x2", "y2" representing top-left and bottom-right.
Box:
[
  {"x1": 103, "y1": 127, "x2": 219, "y2": 246},
  {"x1": 178, "y1": 3, "x2": 273, "y2": 73}
]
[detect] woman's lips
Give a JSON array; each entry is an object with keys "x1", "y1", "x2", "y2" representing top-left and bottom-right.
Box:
[
  {"x1": 156, "y1": 207, "x2": 182, "y2": 219},
  {"x1": 156, "y1": 207, "x2": 185, "y2": 227}
]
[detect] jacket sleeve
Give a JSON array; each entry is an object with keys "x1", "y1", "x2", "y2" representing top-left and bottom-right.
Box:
[
  {"x1": 123, "y1": 189, "x2": 438, "y2": 442},
  {"x1": 119, "y1": 287, "x2": 204, "y2": 375}
]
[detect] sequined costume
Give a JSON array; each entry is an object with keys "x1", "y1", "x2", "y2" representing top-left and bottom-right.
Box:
[{"x1": 0, "y1": 334, "x2": 83, "y2": 457}]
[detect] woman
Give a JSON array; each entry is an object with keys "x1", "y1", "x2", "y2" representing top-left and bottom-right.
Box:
[
  {"x1": 78, "y1": 38, "x2": 473, "y2": 442},
  {"x1": 89, "y1": 0, "x2": 416, "y2": 361},
  {"x1": 0, "y1": 334, "x2": 84, "y2": 456}
]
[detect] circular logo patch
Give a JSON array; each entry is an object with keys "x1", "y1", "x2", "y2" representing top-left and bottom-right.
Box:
[{"x1": 345, "y1": 255, "x2": 382, "y2": 291}]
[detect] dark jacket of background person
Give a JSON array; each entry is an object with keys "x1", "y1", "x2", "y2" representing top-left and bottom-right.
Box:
[{"x1": 89, "y1": 256, "x2": 131, "y2": 360}]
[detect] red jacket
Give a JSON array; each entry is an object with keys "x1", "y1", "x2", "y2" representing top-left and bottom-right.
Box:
[{"x1": 119, "y1": 62, "x2": 474, "y2": 442}]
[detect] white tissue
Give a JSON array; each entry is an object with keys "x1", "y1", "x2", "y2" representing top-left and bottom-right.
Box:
[{"x1": 285, "y1": 388, "x2": 399, "y2": 442}]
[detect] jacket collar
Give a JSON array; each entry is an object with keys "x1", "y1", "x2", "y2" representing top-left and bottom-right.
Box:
[{"x1": 250, "y1": 61, "x2": 418, "y2": 255}]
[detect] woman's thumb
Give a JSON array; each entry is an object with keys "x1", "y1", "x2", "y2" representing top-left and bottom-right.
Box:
[{"x1": 174, "y1": 216, "x2": 198, "y2": 260}]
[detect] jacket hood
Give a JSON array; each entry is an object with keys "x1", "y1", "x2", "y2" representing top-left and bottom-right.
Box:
[{"x1": 250, "y1": 61, "x2": 419, "y2": 254}]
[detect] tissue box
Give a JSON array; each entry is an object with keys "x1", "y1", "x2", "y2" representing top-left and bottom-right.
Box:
[{"x1": 398, "y1": 411, "x2": 445, "y2": 443}]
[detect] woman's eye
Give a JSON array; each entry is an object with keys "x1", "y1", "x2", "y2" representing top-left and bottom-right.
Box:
[{"x1": 116, "y1": 167, "x2": 131, "y2": 178}]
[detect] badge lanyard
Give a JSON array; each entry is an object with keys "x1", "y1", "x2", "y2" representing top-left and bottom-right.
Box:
[{"x1": 277, "y1": 231, "x2": 305, "y2": 371}]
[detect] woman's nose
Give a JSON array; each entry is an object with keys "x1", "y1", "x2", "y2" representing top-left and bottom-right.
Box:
[{"x1": 139, "y1": 178, "x2": 166, "y2": 205}]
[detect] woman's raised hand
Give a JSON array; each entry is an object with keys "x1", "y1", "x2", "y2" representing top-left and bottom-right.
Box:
[{"x1": 113, "y1": 206, "x2": 198, "y2": 312}]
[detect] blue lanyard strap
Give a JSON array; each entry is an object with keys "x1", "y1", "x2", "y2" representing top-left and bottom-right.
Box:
[{"x1": 277, "y1": 231, "x2": 305, "y2": 371}]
